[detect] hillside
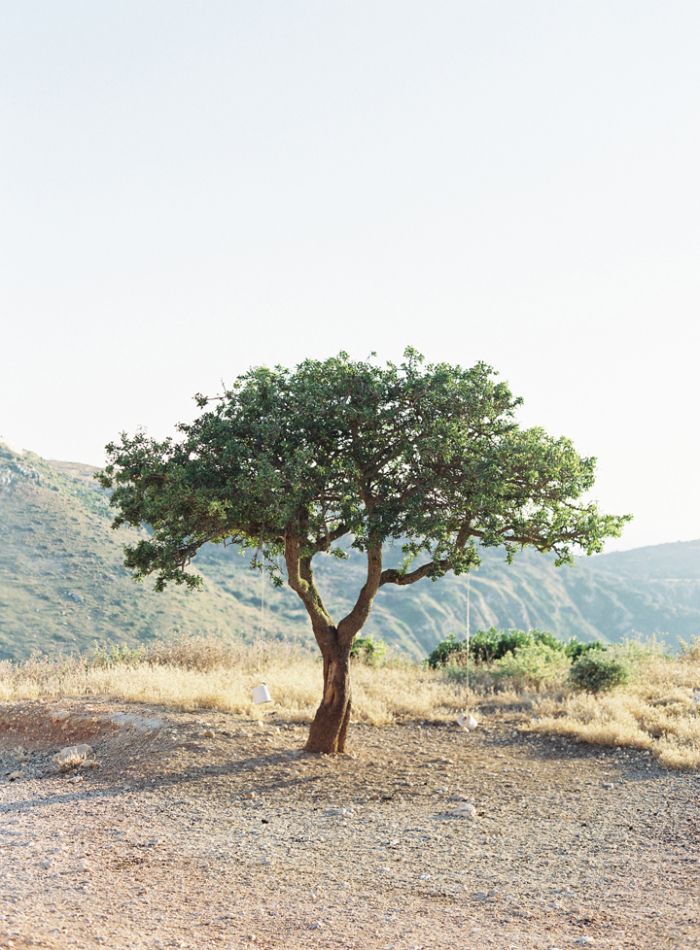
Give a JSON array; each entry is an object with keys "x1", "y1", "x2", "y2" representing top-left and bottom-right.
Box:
[
  {"x1": 1, "y1": 443, "x2": 700, "y2": 661},
  {"x1": 0, "y1": 445, "x2": 272, "y2": 659}
]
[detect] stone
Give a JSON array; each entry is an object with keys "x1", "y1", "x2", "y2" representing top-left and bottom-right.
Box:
[{"x1": 450, "y1": 802, "x2": 477, "y2": 819}]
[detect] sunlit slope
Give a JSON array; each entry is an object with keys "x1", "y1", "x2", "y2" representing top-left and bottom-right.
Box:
[
  {"x1": 1, "y1": 444, "x2": 699, "y2": 661},
  {"x1": 0, "y1": 446, "x2": 267, "y2": 660}
]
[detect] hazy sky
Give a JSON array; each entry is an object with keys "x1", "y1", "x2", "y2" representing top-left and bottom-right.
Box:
[{"x1": 2, "y1": 2, "x2": 699, "y2": 552}]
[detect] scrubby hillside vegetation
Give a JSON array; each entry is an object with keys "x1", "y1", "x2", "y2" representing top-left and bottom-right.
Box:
[{"x1": 2, "y1": 443, "x2": 700, "y2": 661}]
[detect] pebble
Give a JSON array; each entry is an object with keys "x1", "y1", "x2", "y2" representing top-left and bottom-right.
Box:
[{"x1": 449, "y1": 802, "x2": 477, "y2": 819}]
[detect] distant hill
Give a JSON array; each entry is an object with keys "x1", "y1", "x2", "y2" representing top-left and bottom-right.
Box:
[{"x1": 1, "y1": 443, "x2": 699, "y2": 661}]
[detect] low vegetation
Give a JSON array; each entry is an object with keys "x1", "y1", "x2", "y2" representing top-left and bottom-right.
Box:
[{"x1": 0, "y1": 631, "x2": 698, "y2": 769}]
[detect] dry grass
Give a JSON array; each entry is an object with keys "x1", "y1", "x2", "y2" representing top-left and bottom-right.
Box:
[
  {"x1": 0, "y1": 637, "x2": 468, "y2": 726},
  {"x1": 1, "y1": 635, "x2": 698, "y2": 769},
  {"x1": 530, "y1": 642, "x2": 700, "y2": 769}
]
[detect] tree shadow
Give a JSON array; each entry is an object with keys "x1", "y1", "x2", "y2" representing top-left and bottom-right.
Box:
[{"x1": 0, "y1": 749, "x2": 321, "y2": 815}]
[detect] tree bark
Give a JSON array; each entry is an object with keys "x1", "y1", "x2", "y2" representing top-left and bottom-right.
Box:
[
  {"x1": 305, "y1": 634, "x2": 352, "y2": 754},
  {"x1": 284, "y1": 531, "x2": 381, "y2": 753}
]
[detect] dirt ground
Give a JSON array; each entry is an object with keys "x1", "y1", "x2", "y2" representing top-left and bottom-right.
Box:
[{"x1": 0, "y1": 700, "x2": 698, "y2": 950}]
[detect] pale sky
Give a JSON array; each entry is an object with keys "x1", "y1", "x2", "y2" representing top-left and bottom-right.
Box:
[{"x1": 1, "y1": 2, "x2": 699, "y2": 552}]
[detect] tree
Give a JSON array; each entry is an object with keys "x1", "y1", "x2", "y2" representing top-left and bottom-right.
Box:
[{"x1": 98, "y1": 349, "x2": 630, "y2": 753}]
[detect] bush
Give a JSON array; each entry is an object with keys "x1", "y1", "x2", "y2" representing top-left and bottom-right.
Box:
[
  {"x1": 429, "y1": 628, "x2": 565, "y2": 668},
  {"x1": 564, "y1": 638, "x2": 606, "y2": 661},
  {"x1": 427, "y1": 634, "x2": 468, "y2": 669},
  {"x1": 350, "y1": 636, "x2": 387, "y2": 667},
  {"x1": 492, "y1": 641, "x2": 572, "y2": 690},
  {"x1": 569, "y1": 652, "x2": 630, "y2": 693}
]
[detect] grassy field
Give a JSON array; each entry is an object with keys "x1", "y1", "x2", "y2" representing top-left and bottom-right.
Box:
[{"x1": 1, "y1": 635, "x2": 698, "y2": 769}]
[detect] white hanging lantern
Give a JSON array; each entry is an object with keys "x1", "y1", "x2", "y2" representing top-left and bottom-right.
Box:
[
  {"x1": 252, "y1": 682, "x2": 272, "y2": 705},
  {"x1": 456, "y1": 712, "x2": 478, "y2": 731}
]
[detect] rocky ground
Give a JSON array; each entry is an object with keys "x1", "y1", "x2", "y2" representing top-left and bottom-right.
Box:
[{"x1": 0, "y1": 700, "x2": 698, "y2": 950}]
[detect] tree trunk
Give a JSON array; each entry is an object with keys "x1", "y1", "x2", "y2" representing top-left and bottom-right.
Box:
[{"x1": 305, "y1": 639, "x2": 352, "y2": 754}]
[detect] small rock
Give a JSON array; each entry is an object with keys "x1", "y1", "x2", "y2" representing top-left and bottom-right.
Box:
[
  {"x1": 450, "y1": 802, "x2": 477, "y2": 819},
  {"x1": 601, "y1": 782, "x2": 614, "y2": 789},
  {"x1": 324, "y1": 807, "x2": 354, "y2": 818},
  {"x1": 7, "y1": 770, "x2": 23, "y2": 781},
  {"x1": 574, "y1": 938, "x2": 594, "y2": 947},
  {"x1": 202, "y1": 729, "x2": 215, "y2": 738}
]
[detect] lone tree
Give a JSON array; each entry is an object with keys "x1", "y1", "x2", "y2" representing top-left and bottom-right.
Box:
[{"x1": 99, "y1": 349, "x2": 629, "y2": 754}]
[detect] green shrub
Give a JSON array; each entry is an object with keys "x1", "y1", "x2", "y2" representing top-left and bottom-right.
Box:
[
  {"x1": 492, "y1": 641, "x2": 572, "y2": 690},
  {"x1": 427, "y1": 633, "x2": 468, "y2": 668},
  {"x1": 564, "y1": 638, "x2": 606, "y2": 660},
  {"x1": 467, "y1": 627, "x2": 563, "y2": 663},
  {"x1": 429, "y1": 628, "x2": 565, "y2": 668},
  {"x1": 350, "y1": 636, "x2": 387, "y2": 667},
  {"x1": 569, "y1": 652, "x2": 629, "y2": 693},
  {"x1": 468, "y1": 628, "x2": 514, "y2": 663}
]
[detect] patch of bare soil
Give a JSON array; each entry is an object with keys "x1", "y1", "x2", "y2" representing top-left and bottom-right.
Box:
[{"x1": 1, "y1": 700, "x2": 698, "y2": 950}]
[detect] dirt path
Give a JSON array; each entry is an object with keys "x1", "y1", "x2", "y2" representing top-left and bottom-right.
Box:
[{"x1": 1, "y1": 700, "x2": 698, "y2": 950}]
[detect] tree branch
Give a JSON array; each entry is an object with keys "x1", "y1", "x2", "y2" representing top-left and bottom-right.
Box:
[
  {"x1": 337, "y1": 542, "x2": 383, "y2": 645},
  {"x1": 284, "y1": 532, "x2": 334, "y2": 646},
  {"x1": 379, "y1": 523, "x2": 472, "y2": 587},
  {"x1": 312, "y1": 522, "x2": 349, "y2": 552}
]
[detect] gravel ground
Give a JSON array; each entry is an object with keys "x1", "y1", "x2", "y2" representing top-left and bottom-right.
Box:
[{"x1": 1, "y1": 700, "x2": 698, "y2": 950}]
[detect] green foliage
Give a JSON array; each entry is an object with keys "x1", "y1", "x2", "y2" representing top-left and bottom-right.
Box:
[
  {"x1": 427, "y1": 633, "x2": 468, "y2": 668},
  {"x1": 563, "y1": 638, "x2": 606, "y2": 660},
  {"x1": 428, "y1": 627, "x2": 602, "y2": 668},
  {"x1": 569, "y1": 651, "x2": 630, "y2": 693},
  {"x1": 99, "y1": 349, "x2": 629, "y2": 596},
  {"x1": 492, "y1": 641, "x2": 573, "y2": 690},
  {"x1": 469, "y1": 627, "x2": 562, "y2": 663},
  {"x1": 429, "y1": 628, "x2": 612, "y2": 693},
  {"x1": 350, "y1": 636, "x2": 387, "y2": 666}
]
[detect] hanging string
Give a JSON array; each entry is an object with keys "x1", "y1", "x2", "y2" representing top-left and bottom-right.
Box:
[
  {"x1": 259, "y1": 558, "x2": 266, "y2": 640},
  {"x1": 465, "y1": 573, "x2": 471, "y2": 698}
]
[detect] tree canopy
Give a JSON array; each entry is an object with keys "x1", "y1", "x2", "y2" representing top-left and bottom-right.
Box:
[{"x1": 99, "y1": 349, "x2": 630, "y2": 752}]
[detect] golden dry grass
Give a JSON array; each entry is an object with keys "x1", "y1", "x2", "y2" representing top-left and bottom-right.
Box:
[
  {"x1": 530, "y1": 643, "x2": 700, "y2": 769},
  {"x1": 0, "y1": 638, "x2": 468, "y2": 726},
  {"x1": 1, "y1": 635, "x2": 698, "y2": 769}
]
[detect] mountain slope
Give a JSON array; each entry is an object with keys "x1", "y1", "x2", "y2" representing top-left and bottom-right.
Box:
[
  {"x1": 0, "y1": 445, "x2": 276, "y2": 659},
  {"x1": 1, "y1": 444, "x2": 699, "y2": 661}
]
